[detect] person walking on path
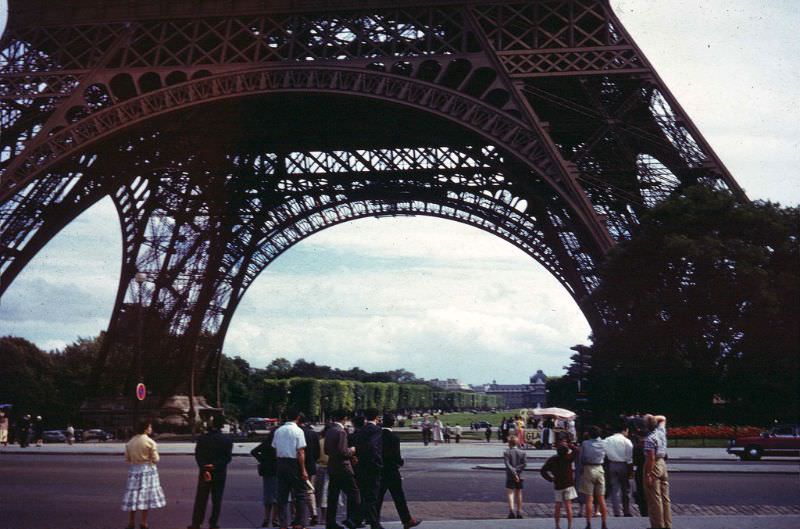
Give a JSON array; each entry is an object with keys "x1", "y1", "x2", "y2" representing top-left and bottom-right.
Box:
[
  {"x1": 33, "y1": 415, "x2": 44, "y2": 447},
  {"x1": 541, "y1": 443, "x2": 578, "y2": 529},
  {"x1": 377, "y1": 413, "x2": 421, "y2": 529},
  {"x1": 503, "y1": 434, "x2": 527, "y2": 519},
  {"x1": 351, "y1": 409, "x2": 384, "y2": 529},
  {"x1": 122, "y1": 420, "x2": 166, "y2": 529},
  {"x1": 644, "y1": 414, "x2": 671, "y2": 529},
  {"x1": 251, "y1": 427, "x2": 280, "y2": 528},
  {"x1": 604, "y1": 422, "x2": 633, "y2": 517},
  {"x1": 302, "y1": 419, "x2": 321, "y2": 526},
  {"x1": 420, "y1": 417, "x2": 431, "y2": 446},
  {"x1": 0, "y1": 411, "x2": 8, "y2": 446},
  {"x1": 66, "y1": 424, "x2": 75, "y2": 445},
  {"x1": 273, "y1": 408, "x2": 310, "y2": 529},
  {"x1": 325, "y1": 410, "x2": 361, "y2": 529},
  {"x1": 516, "y1": 417, "x2": 526, "y2": 449},
  {"x1": 431, "y1": 416, "x2": 444, "y2": 446},
  {"x1": 453, "y1": 424, "x2": 462, "y2": 444},
  {"x1": 579, "y1": 426, "x2": 609, "y2": 529},
  {"x1": 314, "y1": 424, "x2": 336, "y2": 528},
  {"x1": 17, "y1": 414, "x2": 30, "y2": 447},
  {"x1": 188, "y1": 416, "x2": 234, "y2": 529},
  {"x1": 484, "y1": 424, "x2": 492, "y2": 443}
]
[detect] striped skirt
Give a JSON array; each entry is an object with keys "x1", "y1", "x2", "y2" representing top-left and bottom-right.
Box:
[{"x1": 121, "y1": 463, "x2": 166, "y2": 512}]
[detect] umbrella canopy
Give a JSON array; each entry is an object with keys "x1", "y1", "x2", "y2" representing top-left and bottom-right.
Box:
[{"x1": 532, "y1": 407, "x2": 576, "y2": 419}]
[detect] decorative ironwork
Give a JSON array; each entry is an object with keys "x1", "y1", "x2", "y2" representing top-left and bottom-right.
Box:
[{"x1": 0, "y1": 0, "x2": 746, "y2": 398}]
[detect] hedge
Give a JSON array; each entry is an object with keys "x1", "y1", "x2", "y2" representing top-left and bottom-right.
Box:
[{"x1": 257, "y1": 378, "x2": 503, "y2": 418}]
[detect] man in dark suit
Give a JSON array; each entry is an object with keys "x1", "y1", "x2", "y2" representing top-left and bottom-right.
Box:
[
  {"x1": 379, "y1": 413, "x2": 422, "y2": 529},
  {"x1": 351, "y1": 409, "x2": 384, "y2": 529},
  {"x1": 325, "y1": 410, "x2": 361, "y2": 529},
  {"x1": 188, "y1": 415, "x2": 234, "y2": 529}
]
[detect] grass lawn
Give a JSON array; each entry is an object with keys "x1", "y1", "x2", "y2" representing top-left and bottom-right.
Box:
[{"x1": 404, "y1": 409, "x2": 523, "y2": 428}]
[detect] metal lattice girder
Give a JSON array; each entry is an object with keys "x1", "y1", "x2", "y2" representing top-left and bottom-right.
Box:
[
  {"x1": 76, "y1": 143, "x2": 600, "y2": 397},
  {"x1": 0, "y1": 0, "x2": 747, "y2": 396}
]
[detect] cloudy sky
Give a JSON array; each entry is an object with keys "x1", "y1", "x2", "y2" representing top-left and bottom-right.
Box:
[{"x1": 1, "y1": 1, "x2": 798, "y2": 384}]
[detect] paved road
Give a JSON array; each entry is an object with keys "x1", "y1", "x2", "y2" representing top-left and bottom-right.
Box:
[{"x1": 0, "y1": 454, "x2": 798, "y2": 529}]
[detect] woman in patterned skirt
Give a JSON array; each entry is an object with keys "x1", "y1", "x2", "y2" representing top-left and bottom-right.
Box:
[{"x1": 122, "y1": 420, "x2": 166, "y2": 529}]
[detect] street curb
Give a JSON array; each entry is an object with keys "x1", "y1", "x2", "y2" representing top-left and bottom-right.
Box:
[
  {"x1": 2, "y1": 450, "x2": 798, "y2": 475},
  {"x1": 472, "y1": 464, "x2": 798, "y2": 475}
]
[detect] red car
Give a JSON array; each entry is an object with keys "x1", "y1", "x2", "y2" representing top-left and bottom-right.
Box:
[{"x1": 727, "y1": 424, "x2": 800, "y2": 460}]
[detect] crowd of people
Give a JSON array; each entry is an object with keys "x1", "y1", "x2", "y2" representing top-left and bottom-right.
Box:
[
  {"x1": 501, "y1": 413, "x2": 672, "y2": 529},
  {"x1": 118, "y1": 410, "x2": 671, "y2": 529},
  {"x1": 486, "y1": 415, "x2": 577, "y2": 449},
  {"x1": 417, "y1": 416, "x2": 463, "y2": 445},
  {"x1": 0, "y1": 411, "x2": 49, "y2": 447},
  {"x1": 121, "y1": 409, "x2": 422, "y2": 529}
]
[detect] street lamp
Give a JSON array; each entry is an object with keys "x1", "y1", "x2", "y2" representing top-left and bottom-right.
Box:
[{"x1": 133, "y1": 272, "x2": 147, "y2": 430}]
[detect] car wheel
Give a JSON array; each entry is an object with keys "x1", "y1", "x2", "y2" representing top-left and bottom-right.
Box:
[{"x1": 743, "y1": 445, "x2": 762, "y2": 461}]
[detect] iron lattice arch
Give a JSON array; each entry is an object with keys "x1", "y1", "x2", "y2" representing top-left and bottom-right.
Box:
[{"x1": 0, "y1": 0, "x2": 746, "y2": 399}]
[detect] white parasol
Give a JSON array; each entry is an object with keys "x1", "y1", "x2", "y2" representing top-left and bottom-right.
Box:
[{"x1": 532, "y1": 407, "x2": 576, "y2": 419}]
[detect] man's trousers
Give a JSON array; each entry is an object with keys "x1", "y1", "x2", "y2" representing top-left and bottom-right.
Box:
[
  {"x1": 607, "y1": 461, "x2": 631, "y2": 516},
  {"x1": 645, "y1": 458, "x2": 671, "y2": 528},
  {"x1": 326, "y1": 469, "x2": 360, "y2": 529},
  {"x1": 190, "y1": 467, "x2": 227, "y2": 529},
  {"x1": 378, "y1": 476, "x2": 411, "y2": 524},
  {"x1": 276, "y1": 458, "x2": 308, "y2": 529},
  {"x1": 355, "y1": 471, "x2": 382, "y2": 529}
]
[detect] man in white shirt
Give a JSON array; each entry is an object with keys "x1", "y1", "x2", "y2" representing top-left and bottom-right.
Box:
[
  {"x1": 272, "y1": 408, "x2": 309, "y2": 529},
  {"x1": 604, "y1": 422, "x2": 634, "y2": 517}
]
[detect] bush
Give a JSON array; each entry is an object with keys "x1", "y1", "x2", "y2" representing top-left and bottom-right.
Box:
[{"x1": 668, "y1": 425, "x2": 762, "y2": 439}]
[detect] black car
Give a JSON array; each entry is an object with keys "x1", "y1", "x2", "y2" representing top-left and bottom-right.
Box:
[
  {"x1": 475, "y1": 421, "x2": 492, "y2": 428},
  {"x1": 42, "y1": 430, "x2": 67, "y2": 443},
  {"x1": 83, "y1": 429, "x2": 114, "y2": 442}
]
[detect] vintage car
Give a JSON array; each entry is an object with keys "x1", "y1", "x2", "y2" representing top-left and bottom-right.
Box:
[{"x1": 727, "y1": 424, "x2": 800, "y2": 460}]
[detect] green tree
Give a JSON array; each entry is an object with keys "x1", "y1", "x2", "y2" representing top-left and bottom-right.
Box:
[
  {"x1": 265, "y1": 358, "x2": 292, "y2": 378},
  {"x1": 0, "y1": 336, "x2": 58, "y2": 422},
  {"x1": 588, "y1": 186, "x2": 799, "y2": 424}
]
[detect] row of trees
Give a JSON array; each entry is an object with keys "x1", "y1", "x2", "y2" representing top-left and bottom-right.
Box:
[{"x1": 0, "y1": 336, "x2": 502, "y2": 426}]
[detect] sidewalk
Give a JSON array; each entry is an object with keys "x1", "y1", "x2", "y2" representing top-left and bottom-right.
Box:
[
  {"x1": 374, "y1": 516, "x2": 800, "y2": 529},
  {"x1": 3, "y1": 441, "x2": 798, "y2": 475}
]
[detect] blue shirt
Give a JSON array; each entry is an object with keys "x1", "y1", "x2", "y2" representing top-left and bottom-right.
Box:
[
  {"x1": 644, "y1": 424, "x2": 667, "y2": 458},
  {"x1": 580, "y1": 438, "x2": 606, "y2": 465}
]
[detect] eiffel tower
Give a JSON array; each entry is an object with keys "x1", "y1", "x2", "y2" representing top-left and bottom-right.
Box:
[{"x1": 0, "y1": 0, "x2": 745, "y2": 399}]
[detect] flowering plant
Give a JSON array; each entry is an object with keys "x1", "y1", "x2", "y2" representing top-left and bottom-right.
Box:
[{"x1": 668, "y1": 425, "x2": 762, "y2": 439}]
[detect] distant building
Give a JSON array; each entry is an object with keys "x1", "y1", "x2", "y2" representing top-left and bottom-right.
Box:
[
  {"x1": 428, "y1": 378, "x2": 472, "y2": 391},
  {"x1": 472, "y1": 370, "x2": 548, "y2": 409}
]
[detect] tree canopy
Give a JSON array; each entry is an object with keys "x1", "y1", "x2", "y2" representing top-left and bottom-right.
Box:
[{"x1": 586, "y1": 186, "x2": 799, "y2": 424}]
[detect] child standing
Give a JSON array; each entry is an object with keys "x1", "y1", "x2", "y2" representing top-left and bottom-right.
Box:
[
  {"x1": 541, "y1": 443, "x2": 578, "y2": 529},
  {"x1": 503, "y1": 434, "x2": 527, "y2": 518}
]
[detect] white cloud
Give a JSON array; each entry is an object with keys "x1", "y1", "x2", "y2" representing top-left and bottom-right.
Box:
[{"x1": 224, "y1": 217, "x2": 590, "y2": 383}]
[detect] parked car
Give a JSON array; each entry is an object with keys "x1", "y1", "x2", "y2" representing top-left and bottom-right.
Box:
[
  {"x1": 244, "y1": 417, "x2": 279, "y2": 437},
  {"x1": 475, "y1": 420, "x2": 493, "y2": 429},
  {"x1": 42, "y1": 430, "x2": 67, "y2": 443},
  {"x1": 728, "y1": 424, "x2": 800, "y2": 460},
  {"x1": 83, "y1": 429, "x2": 114, "y2": 442}
]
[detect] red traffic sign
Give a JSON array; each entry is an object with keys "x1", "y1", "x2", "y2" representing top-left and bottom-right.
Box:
[{"x1": 136, "y1": 383, "x2": 147, "y2": 401}]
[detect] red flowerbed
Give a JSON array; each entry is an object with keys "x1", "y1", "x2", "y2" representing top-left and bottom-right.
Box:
[{"x1": 668, "y1": 425, "x2": 762, "y2": 439}]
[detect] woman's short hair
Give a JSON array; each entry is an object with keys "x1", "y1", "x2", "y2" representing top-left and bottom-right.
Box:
[{"x1": 136, "y1": 420, "x2": 152, "y2": 435}]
